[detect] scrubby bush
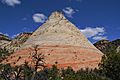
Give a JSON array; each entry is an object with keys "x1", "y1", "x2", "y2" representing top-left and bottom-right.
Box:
[
  {"x1": 99, "y1": 47, "x2": 120, "y2": 80},
  {"x1": 0, "y1": 48, "x2": 9, "y2": 62}
]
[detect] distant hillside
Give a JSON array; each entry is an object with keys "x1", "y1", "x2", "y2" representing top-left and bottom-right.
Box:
[
  {"x1": 0, "y1": 32, "x2": 32, "y2": 52},
  {"x1": 0, "y1": 34, "x2": 11, "y2": 47},
  {"x1": 94, "y1": 39, "x2": 120, "y2": 53}
]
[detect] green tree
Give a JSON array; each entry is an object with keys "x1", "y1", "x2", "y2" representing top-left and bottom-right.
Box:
[
  {"x1": 0, "y1": 48, "x2": 9, "y2": 62},
  {"x1": 61, "y1": 67, "x2": 76, "y2": 80},
  {"x1": 47, "y1": 65, "x2": 61, "y2": 80},
  {"x1": 99, "y1": 47, "x2": 120, "y2": 80},
  {"x1": 76, "y1": 68, "x2": 109, "y2": 80},
  {"x1": 0, "y1": 64, "x2": 16, "y2": 80}
]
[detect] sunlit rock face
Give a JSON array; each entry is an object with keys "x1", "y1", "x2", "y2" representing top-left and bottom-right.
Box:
[
  {"x1": 3, "y1": 11, "x2": 103, "y2": 71},
  {"x1": 22, "y1": 11, "x2": 97, "y2": 49}
]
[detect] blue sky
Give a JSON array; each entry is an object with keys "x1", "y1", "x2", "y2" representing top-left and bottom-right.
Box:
[{"x1": 0, "y1": 0, "x2": 120, "y2": 42}]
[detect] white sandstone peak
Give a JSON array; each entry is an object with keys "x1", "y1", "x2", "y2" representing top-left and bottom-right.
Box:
[{"x1": 21, "y1": 11, "x2": 100, "y2": 52}]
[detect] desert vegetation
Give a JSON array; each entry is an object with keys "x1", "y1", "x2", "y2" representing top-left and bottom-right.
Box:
[{"x1": 0, "y1": 48, "x2": 10, "y2": 62}]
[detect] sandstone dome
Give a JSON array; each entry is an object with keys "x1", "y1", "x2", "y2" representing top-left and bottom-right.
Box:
[{"x1": 3, "y1": 11, "x2": 103, "y2": 71}]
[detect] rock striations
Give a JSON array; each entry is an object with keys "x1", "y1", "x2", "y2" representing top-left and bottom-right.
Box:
[{"x1": 3, "y1": 11, "x2": 103, "y2": 71}]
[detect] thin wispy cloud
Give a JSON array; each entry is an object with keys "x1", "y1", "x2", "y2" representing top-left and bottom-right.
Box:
[
  {"x1": 32, "y1": 13, "x2": 47, "y2": 23},
  {"x1": 1, "y1": 0, "x2": 21, "y2": 6},
  {"x1": 22, "y1": 27, "x2": 33, "y2": 33},
  {"x1": 81, "y1": 27, "x2": 105, "y2": 38},
  {"x1": 0, "y1": 32, "x2": 9, "y2": 37},
  {"x1": 81, "y1": 27, "x2": 107, "y2": 41},
  {"x1": 11, "y1": 33, "x2": 20, "y2": 38},
  {"x1": 22, "y1": 17, "x2": 27, "y2": 21},
  {"x1": 62, "y1": 7, "x2": 78, "y2": 18},
  {"x1": 92, "y1": 36, "x2": 107, "y2": 40}
]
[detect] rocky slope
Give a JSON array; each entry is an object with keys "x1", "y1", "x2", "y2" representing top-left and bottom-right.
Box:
[
  {"x1": 94, "y1": 39, "x2": 120, "y2": 53},
  {"x1": 0, "y1": 34, "x2": 11, "y2": 47},
  {"x1": 1, "y1": 32, "x2": 32, "y2": 52}
]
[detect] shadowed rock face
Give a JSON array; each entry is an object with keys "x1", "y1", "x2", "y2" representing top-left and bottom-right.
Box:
[
  {"x1": 94, "y1": 39, "x2": 120, "y2": 53},
  {"x1": 2, "y1": 11, "x2": 103, "y2": 71}
]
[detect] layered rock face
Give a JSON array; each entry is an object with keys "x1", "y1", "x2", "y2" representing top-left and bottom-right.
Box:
[{"x1": 3, "y1": 12, "x2": 103, "y2": 71}]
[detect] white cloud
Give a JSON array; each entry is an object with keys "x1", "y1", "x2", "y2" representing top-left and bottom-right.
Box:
[
  {"x1": 0, "y1": 32, "x2": 9, "y2": 37},
  {"x1": 22, "y1": 17, "x2": 27, "y2": 21},
  {"x1": 11, "y1": 33, "x2": 20, "y2": 38},
  {"x1": 33, "y1": 13, "x2": 47, "y2": 23},
  {"x1": 81, "y1": 27, "x2": 107, "y2": 41},
  {"x1": 1, "y1": 0, "x2": 21, "y2": 6},
  {"x1": 81, "y1": 27, "x2": 105, "y2": 38},
  {"x1": 92, "y1": 36, "x2": 107, "y2": 41},
  {"x1": 22, "y1": 27, "x2": 33, "y2": 32},
  {"x1": 62, "y1": 7, "x2": 78, "y2": 18}
]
